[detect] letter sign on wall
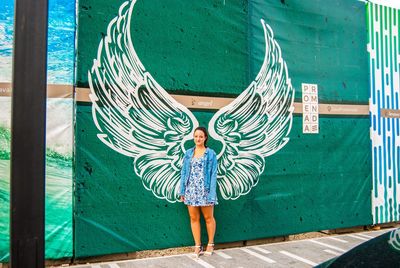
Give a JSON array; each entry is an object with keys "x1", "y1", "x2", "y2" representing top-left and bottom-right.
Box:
[{"x1": 302, "y1": 83, "x2": 319, "y2": 134}]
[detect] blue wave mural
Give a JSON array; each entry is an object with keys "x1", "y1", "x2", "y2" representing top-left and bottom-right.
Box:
[
  {"x1": 0, "y1": 0, "x2": 75, "y2": 84},
  {"x1": 0, "y1": 0, "x2": 75, "y2": 261}
]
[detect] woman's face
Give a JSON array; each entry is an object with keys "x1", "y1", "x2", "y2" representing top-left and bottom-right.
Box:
[{"x1": 194, "y1": 130, "x2": 206, "y2": 147}]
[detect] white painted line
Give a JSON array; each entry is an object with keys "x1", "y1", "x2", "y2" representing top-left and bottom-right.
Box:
[
  {"x1": 367, "y1": 231, "x2": 385, "y2": 236},
  {"x1": 241, "y1": 248, "x2": 276, "y2": 264},
  {"x1": 280, "y1": 250, "x2": 318, "y2": 266},
  {"x1": 327, "y1": 236, "x2": 348, "y2": 243},
  {"x1": 324, "y1": 249, "x2": 342, "y2": 256},
  {"x1": 251, "y1": 246, "x2": 272, "y2": 254},
  {"x1": 355, "y1": 233, "x2": 374, "y2": 239},
  {"x1": 108, "y1": 264, "x2": 120, "y2": 268},
  {"x1": 187, "y1": 255, "x2": 216, "y2": 268},
  {"x1": 215, "y1": 251, "x2": 232, "y2": 259},
  {"x1": 347, "y1": 234, "x2": 368, "y2": 241},
  {"x1": 92, "y1": 266, "x2": 101, "y2": 268},
  {"x1": 309, "y1": 240, "x2": 346, "y2": 252}
]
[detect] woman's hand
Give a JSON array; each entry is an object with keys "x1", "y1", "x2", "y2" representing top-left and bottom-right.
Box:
[{"x1": 180, "y1": 195, "x2": 185, "y2": 202}]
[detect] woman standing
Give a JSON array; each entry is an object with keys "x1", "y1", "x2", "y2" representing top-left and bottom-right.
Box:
[{"x1": 180, "y1": 127, "x2": 218, "y2": 257}]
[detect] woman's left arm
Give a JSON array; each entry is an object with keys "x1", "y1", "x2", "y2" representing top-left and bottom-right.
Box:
[{"x1": 208, "y1": 151, "x2": 218, "y2": 202}]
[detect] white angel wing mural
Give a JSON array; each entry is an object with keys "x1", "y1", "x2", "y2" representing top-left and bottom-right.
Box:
[
  {"x1": 88, "y1": 1, "x2": 198, "y2": 202},
  {"x1": 209, "y1": 21, "x2": 294, "y2": 200},
  {"x1": 89, "y1": 0, "x2": 295, "y2": 203}
]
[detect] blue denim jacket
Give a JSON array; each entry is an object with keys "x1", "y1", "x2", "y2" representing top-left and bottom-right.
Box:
[{"x1": 179, "y1": 147, "x2": 218, "y2": 202}]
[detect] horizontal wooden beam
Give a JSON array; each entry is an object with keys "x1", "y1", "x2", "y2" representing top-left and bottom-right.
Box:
[
  {"x1": 0, "y1": 82, "x2": 73, "y2": 98},
  {"x1": 75, "y1": 87, "x2": 369, "y2": 116},
  {"x1": 381, "y1": 109, "x2": 400, "y2": 118}
]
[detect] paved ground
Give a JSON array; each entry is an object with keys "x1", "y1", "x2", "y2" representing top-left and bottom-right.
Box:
[{"x1": 62, "y1": 228, "x2": 393, "y2": 268}]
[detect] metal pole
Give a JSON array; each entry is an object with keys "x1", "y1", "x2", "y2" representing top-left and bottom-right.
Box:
[{"x1": 10, "y1": 0, "x2": 48, "y2": 267}]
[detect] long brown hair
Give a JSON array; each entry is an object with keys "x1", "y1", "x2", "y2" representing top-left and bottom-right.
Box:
[{"x1": 194, "y1": 126, "x2": 208, "y2": 147}]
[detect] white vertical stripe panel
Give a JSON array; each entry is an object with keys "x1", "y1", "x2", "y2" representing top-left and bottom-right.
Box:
[{"x1": 369, "y1": 3, "x2": 400, "y2": 224}]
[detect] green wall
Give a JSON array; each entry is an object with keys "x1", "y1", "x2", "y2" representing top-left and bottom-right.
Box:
[
  {"x1": 75, "y1": 0, "x2": 372, "y2": 257},
  {"x1": 77, "y1": 0, "x2": 368, "y2": 101},
  {"x1": 75, "y1": 106, "x2": 371, "y2": 257},
  {"x1": 77, "y1": 0, "x2": 249, "y2": 96},
  {"x1": 249, "y1": 0, "x2": 369, "y2": 103}
]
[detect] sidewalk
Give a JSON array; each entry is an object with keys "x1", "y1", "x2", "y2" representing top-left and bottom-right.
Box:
[{"x1": 56, "y1": 228, "x2": 394, "y2": 268}]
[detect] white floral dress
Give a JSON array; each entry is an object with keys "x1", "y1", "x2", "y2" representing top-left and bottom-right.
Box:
[{"x1": 184, "y1": 155, "x2": 218, "y2": 206}]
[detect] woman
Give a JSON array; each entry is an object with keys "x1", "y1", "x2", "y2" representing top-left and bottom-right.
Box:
[{"x1": 179, "y1": 126, "x2": 218, "y2": 257}]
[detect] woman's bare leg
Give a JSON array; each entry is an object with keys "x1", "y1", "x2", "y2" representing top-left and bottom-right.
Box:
[
  {"x1": 201, "y1": 205, "x2": 216, "y2": 251},
  {"x1": 187, "y1": 206, "x2": 202, "y2": 251}
]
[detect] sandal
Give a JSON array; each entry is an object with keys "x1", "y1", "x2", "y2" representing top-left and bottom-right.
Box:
[
  {"x1": 192, "y1": 245, "x2": 203, "y2": 258},
  {"x1": 204, "y1": 243, "x2": 214, "y2": 256}
]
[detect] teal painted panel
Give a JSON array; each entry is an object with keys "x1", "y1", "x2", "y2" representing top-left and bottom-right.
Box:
[
  {"x1": 77, "y1": 0, "x2": 368, "y2": 102},
  {"x1": 76, "y1": 0, "x2": 249, "y2": 95},
  {"x1": 75, "y1": 0, "x2": 372, "y2": 259},
  {"x1": 75, "y1": 103, "x2": 371, "y2": 257},
  {"x1": 249, "y1": 0, "x2": 369, "y2": 103}
]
